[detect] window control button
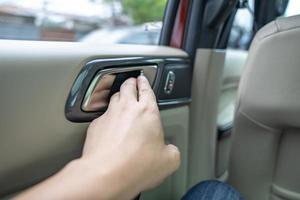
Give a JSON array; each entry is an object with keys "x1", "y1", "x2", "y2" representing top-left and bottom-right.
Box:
[{"x1": 164, "y1": 71, "x2": 175, "y2": 94}]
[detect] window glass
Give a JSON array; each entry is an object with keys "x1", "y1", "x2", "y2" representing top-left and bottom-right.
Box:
[
  {"x1": 285, "y1": 0, "x2": 300, "y2": 16},
  {"x1": 0, "y1": 0, "x2": 166, "y2": 45},
  {"x1": 228, "y1": 0, "x2": 300, "y2": 50},
  {"x1": 228, "y1": 0, "x2": 254, "y2": 50}
]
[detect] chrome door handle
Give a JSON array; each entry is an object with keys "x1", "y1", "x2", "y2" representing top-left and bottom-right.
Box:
[{"x1": 82, "y1": 65, "x2": 157, "y2": 112}]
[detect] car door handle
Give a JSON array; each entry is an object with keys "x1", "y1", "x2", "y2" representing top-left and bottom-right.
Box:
[
  {"x1": 65, "y1": 57, "x2": 190, "y2": 122},
  {"x1": 82, "y1": 65, "x2": 157, "y2": 112}
]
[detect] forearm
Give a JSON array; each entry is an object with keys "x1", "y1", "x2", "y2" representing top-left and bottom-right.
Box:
[{"x1": 13, "y1": 159, "x2": 135, "y2": 200}]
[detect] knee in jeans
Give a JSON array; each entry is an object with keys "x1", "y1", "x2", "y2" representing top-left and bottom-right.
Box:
[{"x1": 182, "y1": 180, "x2": 244, "y2": 200}]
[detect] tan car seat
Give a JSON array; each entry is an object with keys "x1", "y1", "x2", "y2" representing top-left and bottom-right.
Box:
[{"x1": 228, "y1": 14, "x2": 300, "y2": 200}]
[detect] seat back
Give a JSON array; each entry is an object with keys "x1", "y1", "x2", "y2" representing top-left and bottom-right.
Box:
[{"x1": 229, "y1": 15, "x2": 300, "y2": 200}]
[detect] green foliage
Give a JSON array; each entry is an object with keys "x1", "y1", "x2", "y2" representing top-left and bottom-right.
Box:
[{"x1": 122, "y1": 0, "x2": 167, "y2": 24}]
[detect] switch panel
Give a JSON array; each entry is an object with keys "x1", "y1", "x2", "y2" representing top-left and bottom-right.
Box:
[
  {"x1": 164, "y1": 71, "x2": 176, "y2": 94},
  {"x1": 158, "y1": 63, "x2": 192, "y2": 103}
]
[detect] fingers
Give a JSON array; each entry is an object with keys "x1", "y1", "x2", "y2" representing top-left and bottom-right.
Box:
[
  {"x1": 137, "y1": 75, "x2": 156, "y2": 103},
  {"x1": 109, "y1": 76, "x2": 156, "y2": 108},
  {"x1": 108, "y1": 92, "x2": 120, "y2": 108},
  {"x1": 163, "y1": 144, "x2": 181, "y2": 173},
  {"x1": 120, "y1": 78, "x2": 138, "y2": 102}
]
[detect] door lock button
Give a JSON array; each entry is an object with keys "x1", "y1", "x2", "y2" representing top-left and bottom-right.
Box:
[{"x1": 164, "y1": 71, "x2": 175, "y2": 94}]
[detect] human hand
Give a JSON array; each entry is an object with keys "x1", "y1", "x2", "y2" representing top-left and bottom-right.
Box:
[
  {"x1": 82, "y1": 75, "x2": 181, "y2": 199},
  {"x1": 13, "y1": 75, "x2": 180, "y2": 200}
]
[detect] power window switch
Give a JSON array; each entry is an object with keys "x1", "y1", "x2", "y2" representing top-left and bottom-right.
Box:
[{"x1": 164, "y1": 71, "x2": 175, "y2": 94}]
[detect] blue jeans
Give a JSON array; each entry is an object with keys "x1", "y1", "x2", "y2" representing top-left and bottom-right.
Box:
[{"x1": 181, "y1": 180, "x2": 244, "y2": 200}]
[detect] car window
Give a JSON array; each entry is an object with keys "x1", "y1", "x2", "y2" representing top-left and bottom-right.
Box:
[
  {"x1": 227, "y1": 0, "x2": 254, "y2": 50},
  {"x1": 228, "y1": 0, "x2": 300, "y2": 50},
  {"x1": 285, "y1": 0, "x2": 300, "y2": 16},
  {"x1": 0, "y1": 0, "x2": 166, "y2": 45},
  {"x1": 119, "y1": 30, "x2": 160, "y2": 45}
]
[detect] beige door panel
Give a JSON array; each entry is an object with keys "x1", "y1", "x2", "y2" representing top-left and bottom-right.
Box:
[
  {"x1": 0, "y1": 40, "x2": 189, "y2": 199},
  {"x1": 142, "y1": 106, "x2": 189, "y2": 200}
]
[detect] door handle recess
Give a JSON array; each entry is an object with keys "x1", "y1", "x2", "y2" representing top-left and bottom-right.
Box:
[{"x1": 82, "y1": 65, "x2": 157, "y2": 112}]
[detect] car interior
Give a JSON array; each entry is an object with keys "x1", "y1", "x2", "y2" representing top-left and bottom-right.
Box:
[{"x1": 0, "y1": 0, "x2": 299, "y2": 199}]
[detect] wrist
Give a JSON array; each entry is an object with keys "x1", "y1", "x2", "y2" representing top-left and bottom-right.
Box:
[{"x1": 68, "y1": 158, "x2": 137, "y2": 200}]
